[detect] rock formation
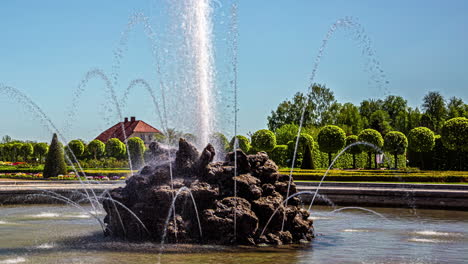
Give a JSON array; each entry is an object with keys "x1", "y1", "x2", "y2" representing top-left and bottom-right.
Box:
[{"x1": 103, "y1": 138, "x2": 313, "y2": 245}]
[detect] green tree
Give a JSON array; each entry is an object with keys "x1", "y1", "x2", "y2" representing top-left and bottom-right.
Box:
[
  {"x1": 408, "y1": 127, "x2": 435, "y2": 169},
  {"x1": 382, "y1": 95, "x2": 407, "y2": 123},
  {"x1": 441, "y1": 117, "x2": 468, "y2": 152},
  {"x1": 360, "y1": 99, "x2": 383, "y2": 121},
  {"x1": 251, "y1": 129, "x2": 276, "y2": 152},
  {"x1": 358, "y1": 129, "x2": 384, "y2": 169},
  {"x1": 67, "y1": 140, "x2": 85, "y2": 159},
  {"x1": 267, "y1": 92, "x2": 315, "y2": 131},
  {"x1": 43, "y1": 133, "x2": 67, "y2": 178},
  {"x1": 383, "y1": 131, "x2": 408, "y2": 168},
  {"x1": 34, "y1": 143, "x2": 49, "y2": 162},
  {"x1": 369, "y1": 110, "x2": 392, "y2": 135},
  {"x1": 447, "y1": 97, "x2": 466, "y2": 119},
  {"x1": 267, "y1": 84, "x2": 336, "y2": 130},
  {"x1": 1, "y1": 135, "x2": 12, "y2": 143},
  {"x1": 87, "y1": 139, "x2": 105, "y2": 160},
  {"x1": 20, "y1": 143, "x2": 34, "y2": 161},
  {"x1": 275, "y1": 124, "x2": 299, "y2": 145},
  {"x1": 106, "y1": 138, "x2": 126, "y2": 159},
  {"x1": 422, "y1": 91, "x2": 446, "y2": 133},
  {"x1": 336, "y1": 103, "x2": 363, "y2": 135},
  {"x1": 11, "y1": 142, "x2": 23, "y2": 162},
  {"x1": 407, "y1": 107, "x2": 422, "y2": 132},
  {"x1": 127, "y1": 137, "x2": 146, "y2": 169},
  {"x1": 229, "y1": 135, "x2": 251, "y2": 153},
  {"x1": 317, "y1": 125, "x2": 346, "y2": 167},
  {"x1": 345, "y1": 135, "x2": 362, "y2": 169}
]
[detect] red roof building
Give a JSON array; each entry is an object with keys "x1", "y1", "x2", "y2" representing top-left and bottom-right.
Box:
[{"x1": 95, "y1": 117, "x2": 162, "y2": 146}]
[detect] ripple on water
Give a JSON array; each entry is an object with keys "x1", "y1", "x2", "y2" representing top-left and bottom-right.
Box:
[
  {"x1": 413, "y1": 230, "x2": 463, "y2": 237},
  {"x1": 0, "y1": 257, "x2": 27, "y2": 264},
  {"x1": 408, "y1": 238, "x2": 444, "y2": 243},
  {"x1": 32, "y1": 212, "x2": 60, "y2": 218},
  {"x1": 342, "y1": 229, "x2": 371, "y2": 233}
]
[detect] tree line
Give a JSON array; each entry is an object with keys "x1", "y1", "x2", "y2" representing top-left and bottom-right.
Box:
[{"x1": 267, "y1": 84, "x2": 468, "y2": 136}]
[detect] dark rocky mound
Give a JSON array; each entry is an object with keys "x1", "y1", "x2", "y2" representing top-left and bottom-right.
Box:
[{"x1": 102, "y1": 138, "x2": 313, "y2": 245}]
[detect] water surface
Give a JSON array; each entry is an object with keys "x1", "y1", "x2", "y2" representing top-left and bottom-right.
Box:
[{"x1": 0, "y1": 205, "x2": 467, "y2": 263}]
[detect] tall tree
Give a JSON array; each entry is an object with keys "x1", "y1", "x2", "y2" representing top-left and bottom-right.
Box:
[
  {"x1": 267, "y1": 83, "x2": 336, "y2": 130},
  {"x1": 422, "y1": 91, "x2": 446, "y2": 133},
  {"x1": 447, "y1": 97, "x2": 466, "y2": 119},
  {"x1": 43, "y1": 133, "x2": 67, "y2": 178},
  {"x1": 335, "y1": 103, "x2": 363, "y2": 135},
  {"x1": 369, "y1": 110, "x2": 392, "y2": 135},
  {"x1": 267, "y1": 92, "x2": 315, "y2": 131},
  {"x1": 382, "y1": 95, "x2": 408, "y2": 123}
]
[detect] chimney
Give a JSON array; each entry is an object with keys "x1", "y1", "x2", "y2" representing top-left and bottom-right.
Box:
[
  {"x1": 130, "y1": 116, "x2": 136, "y2": 122},
  {"x1": 124, "y1": 117, "x2": 128, "y2": 123}
]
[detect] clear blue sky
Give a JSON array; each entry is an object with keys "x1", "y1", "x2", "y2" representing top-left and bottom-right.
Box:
[{"x1": 0, "y1": 0, "x2": 467, "y2": 143}]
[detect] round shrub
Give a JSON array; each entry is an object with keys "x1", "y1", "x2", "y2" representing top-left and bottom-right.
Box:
[
  {"x1": 67, "y1": 140, "x2": 85, "y2": 158},
  {"x1": 441, "y1": 117, "x2": 468, "y2": 152},
  {"x1": 383, "y1": 131, "x2": 408, "y2": 168},
  {"x1": 317, "y1": 125, "x2": 346, "y2": 167},
  {"x1": 275, "y1": 124, "x2": 299, "y2": 145},
  {"x1": 269, "y1": 145, "x2": 288, "y2": 167},
  {"x1": 251, "y1": 129, "x2": 276, "y2": 152},
  {"x1": 229, "y1": 135, "x2": 251, "y2": 153},
  {"x1": 408, "y1": 127, "x2": 435, "y2": 153},
  {"x1": 87, "y1": 139, "x2": 105, "y2": 159},
  {"x1": 358, "y1": 129, "x2": 384, "y2": 168},
  {"x1": 106, "y1": 138, "x2": 126, "y2": 159}
]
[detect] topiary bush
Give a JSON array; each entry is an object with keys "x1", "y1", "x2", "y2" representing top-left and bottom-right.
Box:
[
  {"x1": 67, "y1": 140, "x2": 85, "y2": 159},
  {"x1": 275, "y1": 124, "x2": 299, "y2": 145},
  {"x1": 383, "y1": 131, "x2": 408, "y2": 168},
  {"x1": 229, "y1": 135, "x2": 251, "y2": 153},
  {"x1": 441, "y1": 117, "x2": 468, "y2": 170},
  {"x1": 345, "y1": 135, "x2": 361, "y2": 169},
  {"x1": 408, "y1": 127, "x2": 435, "y2": 153},
  {"x1": 441, "y1": 117, "x2": 468, "y2": 152},
  {"x1": 269, "y1": 145, "x2": 288, "y2": 167},
  {"x1": 87, "y1": 139, "x2": 106, "y2": 160},
  {"x1": 358, "y1": 129, "x2": 384, "y2": 169},
  {"x1": 317, "y1": 125, "x2": 346, "y2": 167},
  {"x1": 43, "y1": 133, "x2": 67, "y2": 178},
  {"x1": 127, "y1": 137, "x2": 146, "y2": 169},
  {"x1": 251, "y1": 129, "x2": 276, "y2": 152},
  {"x1": 287, "y1": 133, "x2": 314, "y2": 168},
  {"x1": 408, "y1": 127, "x2": 435, "y2": 169},
  {"x1": 106, "y1": 138, "x2": 127, "y2": 160}
]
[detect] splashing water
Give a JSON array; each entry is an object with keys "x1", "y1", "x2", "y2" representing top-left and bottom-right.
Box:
[{"x1": 283, "y1": 17, "x2": 389, "y2": 230}]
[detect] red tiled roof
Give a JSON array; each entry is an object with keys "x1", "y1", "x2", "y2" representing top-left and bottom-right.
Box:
[{"x1": 95, "y1": 118, "x2": 162, "y2": 143}]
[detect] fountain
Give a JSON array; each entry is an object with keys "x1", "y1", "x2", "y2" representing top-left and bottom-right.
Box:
[{"x1": 103, "y1": 139, "x2": 313, "y2": 245}]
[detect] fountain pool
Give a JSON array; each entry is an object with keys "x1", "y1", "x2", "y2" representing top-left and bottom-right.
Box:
[{"x1": 0, "y1": 204, "x2": 467, "y2": 264}]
